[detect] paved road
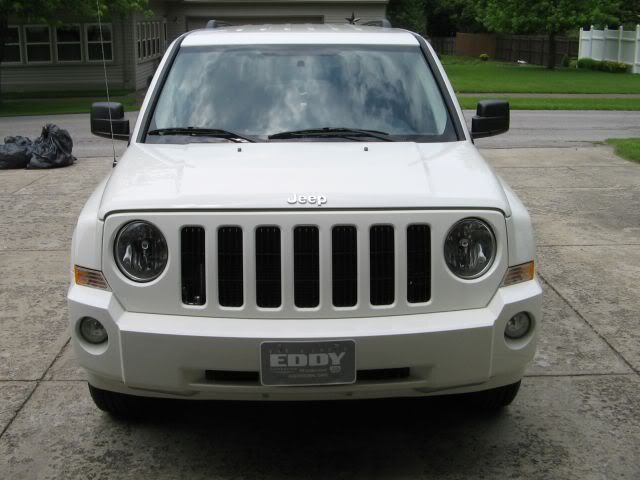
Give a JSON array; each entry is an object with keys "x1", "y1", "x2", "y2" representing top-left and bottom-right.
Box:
[
  {"x1": 465, "y1": 110, "x2": 640, "y2": 148},
  {"x1": 1, "y1": 110, "x2": 639, "y2": 155}
]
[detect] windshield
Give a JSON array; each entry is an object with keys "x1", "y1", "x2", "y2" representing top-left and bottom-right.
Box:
[{"x1": 146, "y1": 44, "x2": 457, "y2": 143}]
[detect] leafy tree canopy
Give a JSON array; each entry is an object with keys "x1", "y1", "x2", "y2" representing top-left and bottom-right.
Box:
[
  {"x1": 470, "y1": 0, "x2": 622, "y2": 68},
  {"x1": 387, "y1": 0, "x2": 484, "y2": 37},
  {"x1": 386, "y1": 0, "x2": 427, "y2": 35},
  {"x1": 471, "y1": 0, "x2": 621, "y2": 35},
  {"x1": 618, "y1": 0, "x2": 640, "y2": 28}
]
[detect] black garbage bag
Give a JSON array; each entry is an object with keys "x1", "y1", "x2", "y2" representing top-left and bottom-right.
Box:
[
  {"x1": 0, "y1": 142, "x2": 32, "y2": 169},
  {"x1": 27, "y1": 124, "x2": 76, "y2": 169},
  {"x1": 5, "y1": 135, "x2": 33, "y2": 150}
]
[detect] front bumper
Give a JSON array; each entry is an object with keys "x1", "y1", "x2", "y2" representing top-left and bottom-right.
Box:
[{"x1": 68, "y1": 279, "x2": 542, "y2": 401}]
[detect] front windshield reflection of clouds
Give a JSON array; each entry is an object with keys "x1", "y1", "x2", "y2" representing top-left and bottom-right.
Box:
[{"x1": 149, "y1": 45, "x2": 452, "y2": 140}]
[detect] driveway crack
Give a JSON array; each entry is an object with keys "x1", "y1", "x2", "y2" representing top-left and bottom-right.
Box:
[
  {"x1": 538, "y1": 273, "x2": 639, "y2": 376},
  {"x1": 0, "y1": 338, "x2": 70, "y2": 439}
]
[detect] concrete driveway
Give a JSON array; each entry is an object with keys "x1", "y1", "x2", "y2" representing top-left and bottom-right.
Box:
[{"x1": 0, "y1": 112, "x2": 639, "y2": 479}]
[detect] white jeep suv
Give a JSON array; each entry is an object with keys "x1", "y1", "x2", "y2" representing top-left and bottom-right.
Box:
[{"x1": 70, "y1": 23, "x2": 542, "y2": 417}]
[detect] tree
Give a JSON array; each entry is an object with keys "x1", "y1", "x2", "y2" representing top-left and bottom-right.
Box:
[
  {"x1": 387, "y1": 0, "x2": 484, "y2": 38},
  {"x1": 617, "y1": 1, "x2": 640, "y2": 28},
  {"x1": 471, "y1": 0, "x2": 620, "y2": 69},
  {"x1": 0, "y1": 0, "x2": 149, "y2": 103},
  {"x1": 386, "y1": 0, "x2": 427, "y2": 35},
  {"x1": 424, "y1": 0, "x2": 484, "y2": 37}
]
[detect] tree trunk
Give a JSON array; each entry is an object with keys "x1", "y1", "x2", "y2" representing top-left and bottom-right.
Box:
[
  {"x1": 0, "y1": 13, "x2": 8, "y2": 105},
  {"x1": 547, "y1": 31, "x2": 557, "y2": 70}
]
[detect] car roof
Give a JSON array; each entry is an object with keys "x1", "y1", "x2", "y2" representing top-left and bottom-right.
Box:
[{"x1": 181, "y1": 24, "x2": 420, "y2": 47}]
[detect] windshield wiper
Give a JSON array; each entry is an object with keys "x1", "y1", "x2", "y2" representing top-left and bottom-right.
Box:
[
  {"x1": 268, "y1": 127, "x2": 394, "y2": 141},
  {"x1": 147, "y1": 127, "x2": 257, "y2": 143}
]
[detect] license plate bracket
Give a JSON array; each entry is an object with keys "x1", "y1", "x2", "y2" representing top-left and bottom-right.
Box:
[{"x1": 260, "y1": 340, "x2": 356, "y2": 386}]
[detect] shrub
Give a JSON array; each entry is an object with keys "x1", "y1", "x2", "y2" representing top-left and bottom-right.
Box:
[
  {"x1": 479, "y1": 53, "x2": 489, "y2": 62},
  {"x1": 600, "y1": 61, "x2": 630, "y2": 74},
  {"x1": 577, "y1": 58, "x2": 630, "y2": 73},
  {"x1": 568, "y1": 59, "x2": 578, "y2": 69},
  {"x1": 577, "y1": 58, "x2": 597, "y2": 69}
]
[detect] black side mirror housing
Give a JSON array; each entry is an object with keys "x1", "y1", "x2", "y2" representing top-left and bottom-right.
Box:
[
  {"x1": 471, "y1": 100, "x2": 510, "y2": 139},
  {"x1": 90, "y1": 102, "x2": 130, "y2": 141}
]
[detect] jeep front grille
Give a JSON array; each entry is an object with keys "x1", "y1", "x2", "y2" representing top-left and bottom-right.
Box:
[
  {"x1": 255, "y1": 226, "x2": 282, "y2": 308},
  {"x1": 331, "y1": 225, "x2": 358, "y2": 307},
  {"x1": 406, "y1": 224, "x2": 431, "y2": 303},
  {"x1": 181, "y1": 226, "x2": 206, "y2": 305},
  {"x1": 370, "y1": 225, "x2": 395, "y2": 305},
  {"x1": 180, "y1": 223, "x2": 431, "y2": 310},
  {"x1": 217, "y1": 226, "x2": 243, "y2": 307},
  {"x1": 293, "y1": 226, "x2": 320, "y2": 308}
]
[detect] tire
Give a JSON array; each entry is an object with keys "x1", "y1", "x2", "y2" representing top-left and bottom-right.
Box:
[
  {"x1": 472, "y1": 380, "x2": 521, "y2": 410},
  {"x1": 88, "y1": 383, "x2": 151, "y2": 419}
]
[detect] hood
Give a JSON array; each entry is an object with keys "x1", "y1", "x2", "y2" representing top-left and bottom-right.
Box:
[{"x1": 98, "y1": 142, "x2": 510, "y2": 219}]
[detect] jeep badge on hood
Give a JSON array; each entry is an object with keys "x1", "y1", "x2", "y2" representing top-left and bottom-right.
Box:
[{"x1": 287, "y1": 194, "x2": 327, "y2": 206}]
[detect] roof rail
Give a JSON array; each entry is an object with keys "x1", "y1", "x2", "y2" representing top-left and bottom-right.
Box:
[
  {"x1": 206, "y1": 19, "x2": 232, "y2": 29},
  {"x1": 362, "y1": 19, "x2": 392, "y2": 28}
]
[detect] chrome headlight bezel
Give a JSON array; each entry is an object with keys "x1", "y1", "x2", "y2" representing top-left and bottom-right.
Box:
[
  {"x1": 114, "y1": 220, "x2": 168, "y2": 282},
  {"x1": 444, "y1": 218, "x2": 496, "y2": 280}
]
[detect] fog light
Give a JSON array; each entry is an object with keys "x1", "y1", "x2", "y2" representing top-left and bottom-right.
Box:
[
  {"x1": 79, "y1": 317, "x2": 108, "y2": 344},
  {"x1": 505, "y1": 312, "x2": 531, "y2": 339}
]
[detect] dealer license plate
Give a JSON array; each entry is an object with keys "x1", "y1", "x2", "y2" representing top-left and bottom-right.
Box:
[{"x1": 260, "y1": 340, "x2": 356, "y2": 386}]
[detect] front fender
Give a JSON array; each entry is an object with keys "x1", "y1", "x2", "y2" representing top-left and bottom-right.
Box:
[
  {"x1": 71, "y1": 178, "x2": 108, "y2": 272},
  {"x1": 499, "y1": 177, "x2": 536, "y2": 266}
]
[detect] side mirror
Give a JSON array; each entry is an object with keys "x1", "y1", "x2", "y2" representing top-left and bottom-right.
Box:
[
  {"x1": 471, "y1": 100, "x2": 509, "y2": 139},
  {"x1": 90, "y1": 102, "x2": 130, "y2": 141}
]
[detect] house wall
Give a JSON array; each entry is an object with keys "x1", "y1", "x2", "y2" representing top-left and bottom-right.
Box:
[
  {"x1": 1, "y1": 1, "x2": 388, "y2": 93},
  {"x1": 132, "y1": 2, "x2": 171, "y2": 91},
  {"x1": 164, "y1": 1, "x2": 388, "y2": 42},
  {"x1": 1, "y1": 17, "x2": 136, "y2": 93}
]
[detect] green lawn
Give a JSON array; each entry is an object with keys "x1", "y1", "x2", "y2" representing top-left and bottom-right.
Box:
[
  {"x1": 606, "y1": 138, "x2": 640, "y2": 162},
  {"x1": 442, "y1": 55, "x2": 640, "y2": 94},
  {"x1": 458, "y1": 96, "x2": 640, "y2": 111},
  {"x1": 0, "y1": 92, "x2": 137, "y2": 117},
  {"x1": 3, "y1": 56, "x2": 640, "y2": 116}
]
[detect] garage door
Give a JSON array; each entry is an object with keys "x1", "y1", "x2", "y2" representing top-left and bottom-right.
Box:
[{"x1": 187, "y1": 16, "x2": 324, "y2": 31}]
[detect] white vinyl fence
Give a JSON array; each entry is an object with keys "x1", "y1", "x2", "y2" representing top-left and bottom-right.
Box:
[{"x1": 579, "y1": 25, "x2": 640, "y2": 73}]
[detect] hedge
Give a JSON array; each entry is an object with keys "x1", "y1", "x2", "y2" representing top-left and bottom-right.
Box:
[{"x1": 576, "y1": 58, "x2": 630, "y2": 74}]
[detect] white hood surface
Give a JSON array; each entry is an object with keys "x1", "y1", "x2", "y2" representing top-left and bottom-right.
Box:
[{"x1": 98, "y1": 142, "x2": 510, "y2": 219}]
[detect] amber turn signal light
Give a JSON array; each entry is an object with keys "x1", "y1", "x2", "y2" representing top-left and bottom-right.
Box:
[
  {"x1": 74, "y1": 265, "x2": 110, "y2": 290},
  {"x1": 501, "y1": 261, "x2": 535, "y2": 287}
]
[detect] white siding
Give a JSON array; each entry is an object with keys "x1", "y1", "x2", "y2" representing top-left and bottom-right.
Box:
[
  {"x1": 133, "y1": 6, "x2": 170, "y2": 91},
  {"x1": 0, "y1": 1, "x2": 389, "y2": 93},
  {"x1": 1, "y1": 18, "x2": 135, "y2": 92},
  {"x1": 165, "y1": 2, "x2": 388, "y2": 41}
]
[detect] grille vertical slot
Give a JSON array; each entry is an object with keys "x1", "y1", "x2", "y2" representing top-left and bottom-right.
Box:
[
  {"x1": 407, "y1": 224, "x2": 431, "y2": 303},
  {"x1": 294, "y1": 226, "x2": 320, "y2": 308},
  {"x1": 218, "y1": 226, "x2": 243, "y2": 307},
  {"x1": 181, "y1": 226, "x2": 206, "y2": 305},
  {"x1": 370, "y1": 225, "x2": 394, "y2": 305},
  {"x1": 332, "y1": 226, "x2": 358, "y2": 307},
  {"x1": 256, "y1": 226, "x2": 282, "y2": 308}
]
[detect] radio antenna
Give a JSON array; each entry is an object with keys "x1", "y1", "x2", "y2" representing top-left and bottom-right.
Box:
[{"x1": 96, "y1": 0, "x2": 118, "y2": 166}]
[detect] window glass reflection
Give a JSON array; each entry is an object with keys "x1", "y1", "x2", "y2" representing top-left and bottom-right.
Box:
[{"x1": 150, "y1": 45, "x2": 454, "y2": 141}]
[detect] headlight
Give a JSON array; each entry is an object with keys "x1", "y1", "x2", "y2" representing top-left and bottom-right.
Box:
[
  {"x1": 114, "y1": 221, "x2": 168, "y2": 282},
  {"x1": 444, "y1": 218, "x2": 496, "y2": 279}
]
